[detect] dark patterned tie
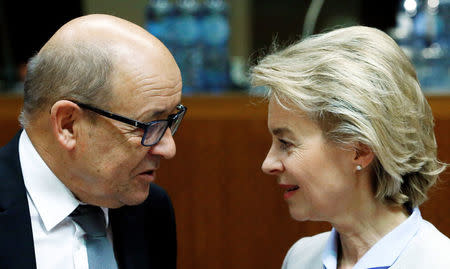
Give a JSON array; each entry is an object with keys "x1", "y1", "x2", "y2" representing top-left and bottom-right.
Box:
[{"x1": 70, "y1": 205, "x2": 118, "y2": 269}]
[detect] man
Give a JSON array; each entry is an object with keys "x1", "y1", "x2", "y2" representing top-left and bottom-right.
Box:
[{"x1": 0, "y1": 14, "x2": 185, "y2": 268}]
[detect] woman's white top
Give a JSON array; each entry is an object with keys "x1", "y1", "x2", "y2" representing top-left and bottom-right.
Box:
[{"x1": 282, "y1": 208, "x2": 450, "y2": 269}]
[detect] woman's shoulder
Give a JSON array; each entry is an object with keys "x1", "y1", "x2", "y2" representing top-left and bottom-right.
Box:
[
  {"x1": 416, "y1": 220, "x2": 450, "y2": 251},
  {"x1": 392, "y1": 220, "x2": 450, "y2": 268},
  {"x1": 290, "y1": 231, "x2": 331, "y2": 251},
  {"x1": 282, "y1": 231, "x2": 331, "y2": 269}
]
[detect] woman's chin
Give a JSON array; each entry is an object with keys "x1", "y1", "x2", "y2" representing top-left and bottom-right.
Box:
[{"x1": 289, "y1": 207, "x2": 310, "y2": 222}]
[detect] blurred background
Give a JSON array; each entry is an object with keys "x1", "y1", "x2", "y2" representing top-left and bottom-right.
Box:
[
  {"x1": 0, "y1": 1, "x2": 449, "y2": 268},
  {"x1": 1, "y1": 0, "x2": 449, "y2": 94}
]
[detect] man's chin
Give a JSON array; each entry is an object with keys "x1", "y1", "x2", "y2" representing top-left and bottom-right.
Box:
[{"x1": 120, "y1": 189, "x2": 151, "y2": 207}]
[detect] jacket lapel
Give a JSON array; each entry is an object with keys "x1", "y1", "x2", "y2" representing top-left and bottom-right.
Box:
[
  {"x1": 109, "y1": 184, "x2": 177, "y2": 269},
  {"x1": 110, "y1": 203, "x2": 151, "y2": 269},
  {"x1": 0, "y1": 132, "x2": 37, "y2": 269}
]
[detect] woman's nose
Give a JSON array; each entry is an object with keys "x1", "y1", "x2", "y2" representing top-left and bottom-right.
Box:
[{"x1": 261, "y1": 146, "x2": 283, "y2": 175}]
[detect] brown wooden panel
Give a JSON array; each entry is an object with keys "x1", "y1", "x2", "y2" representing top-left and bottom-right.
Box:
[
  {"x1": 0, "y1": 95, "x2": 449, "y2": 269},
  {"x1": 0, "y1": 94, "x2": 23, "y2": 143}
]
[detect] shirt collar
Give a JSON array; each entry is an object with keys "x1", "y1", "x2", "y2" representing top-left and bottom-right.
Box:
[
  {"x1": 19, "y1": 130, "x2": 95, "y2": 231},
  {"x1": 322, "y1": 208, "x2": 422, "y2": 269},
  {"x1": 322, "y1": 227, "x2": 339, "y2": 269}
]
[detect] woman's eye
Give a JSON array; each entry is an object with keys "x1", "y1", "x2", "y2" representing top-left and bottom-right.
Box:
[{"x1": 278, "y1": 139, "x2": 292, "y2": 150}]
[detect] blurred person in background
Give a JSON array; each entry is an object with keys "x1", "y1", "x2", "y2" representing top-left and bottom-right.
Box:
[
  {"x1": 251, "y1": 26, "x2": 450, "y2": 269},
  {"x1": 0, "y1": 14, "x2": 186, "y2": 269}
]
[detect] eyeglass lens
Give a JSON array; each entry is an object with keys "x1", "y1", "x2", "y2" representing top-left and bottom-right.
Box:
[
  {"x1": 142, "y1": 109, "x2": 185, "y2": 146},
  {"x1": 142, "y1": 122, "x2": 166, "y2": 146},
  {"x1": 171, "y1": 114, "x2": 183, "y2": 135}
]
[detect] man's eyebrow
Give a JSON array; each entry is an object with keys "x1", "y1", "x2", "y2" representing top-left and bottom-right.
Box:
[
  {"x1": 145, "y1": 104, "x2": 180, "y2": 121},
  {"x1": 151, "y1": 110, "x2": 166, "y2": 119},
  {"x1": 272, "y1": 127, "x2": 293, "y2": 136}
]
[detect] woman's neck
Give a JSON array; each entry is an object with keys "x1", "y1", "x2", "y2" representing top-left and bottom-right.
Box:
[{"x1": 332, "y1": 203, "x2": 409, "y2": 268}]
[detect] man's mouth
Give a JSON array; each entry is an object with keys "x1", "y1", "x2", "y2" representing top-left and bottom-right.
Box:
[{"x1": 137, "y1": 170, "x2": 156, "y2": 183}]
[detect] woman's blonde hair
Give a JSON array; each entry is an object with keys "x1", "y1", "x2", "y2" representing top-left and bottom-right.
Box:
[{"x1": 251, "y1": 26, "x2": 446, "y2": 208}]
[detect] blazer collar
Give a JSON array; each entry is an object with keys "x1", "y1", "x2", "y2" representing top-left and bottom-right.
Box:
[{"x1": 0, "y1": 131, "x2": 37, "y2": 269}]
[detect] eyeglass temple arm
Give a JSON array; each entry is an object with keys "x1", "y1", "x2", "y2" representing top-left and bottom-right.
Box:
[{"x1": 74, "y1": 102, "x2": 147, "y2": 128}]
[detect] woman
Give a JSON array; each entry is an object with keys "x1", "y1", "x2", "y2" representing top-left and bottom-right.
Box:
[{"x1": 250, "y1": 26, "x2": 450, "y2": 269}]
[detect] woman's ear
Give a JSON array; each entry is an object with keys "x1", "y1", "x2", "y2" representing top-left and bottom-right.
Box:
[
  {"x1": 50, "y1": 100, "x2": 81, "y2": 151},
  {"x1": 353, "y1": 142, "x2": 375, "y2": 170}
]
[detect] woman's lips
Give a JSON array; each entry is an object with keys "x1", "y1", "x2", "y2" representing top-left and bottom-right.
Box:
[{"x1": 279, "y1": 184, "x2": 300, "y2": 200}]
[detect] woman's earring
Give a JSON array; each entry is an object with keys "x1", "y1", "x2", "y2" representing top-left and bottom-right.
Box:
[{"x1": 356, "y1": 165, "x2": 362, "y2": 171}]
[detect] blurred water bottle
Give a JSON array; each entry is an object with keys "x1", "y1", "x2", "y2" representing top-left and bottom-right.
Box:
[
  {"x1": 436, "y1": 0, "x2": 450, "y2": 90},
  {"x1": 414, "y1": 0, "x2": 449, "y2": 91},
  {"x1": 201, "y1": 0, "x2": 230, "y2": 94},
  {"x1": 436, "y1": 0, "x2": 450, "y2": 49},
  {"x1": 173, "y1": 0, "x2": 203, "y2": 94},
  {"x1": 392, "y1": 0, "x2": 423, "y2": 54},
  {"x1": 391, "y1": 0, "x2": 450, "y2": 91},
  {"x1": 145, "y1": 0, "x2": 175, "y2": 51},
  {"x1": 414, "y1": 0, "x2": 445, "y2": 45}
]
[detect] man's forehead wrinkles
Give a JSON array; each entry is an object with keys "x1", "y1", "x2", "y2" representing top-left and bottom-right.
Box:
[
  {"x1": 131, "y1": 71, "x2": 182, "y2": 94},
  {"x1": 151, "y1": 110, "x2": 167, "y2": 119},
  {"x1": 135, "y1": 86, "x2": 182, "y2": 98},
  {"x1": 138, "y1": 103, "x2": 180, "y2": 122}
]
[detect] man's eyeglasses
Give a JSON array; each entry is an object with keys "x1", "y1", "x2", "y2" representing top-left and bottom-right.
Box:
[{"x1": 73, "y1": 101, "x2": 187, "y2": 147}]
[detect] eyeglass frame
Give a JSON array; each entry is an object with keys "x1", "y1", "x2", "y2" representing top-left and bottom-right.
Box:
[{"x1": 71, "y1": 100, "x2": 187, "y2": 147}]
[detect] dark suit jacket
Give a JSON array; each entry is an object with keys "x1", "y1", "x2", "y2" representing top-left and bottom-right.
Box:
[{"x1": 0, "y1": 132, "x2": 177, "y2": 269}]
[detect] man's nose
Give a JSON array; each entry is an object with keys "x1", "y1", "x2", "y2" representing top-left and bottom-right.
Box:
[{"x1": 149, "y1": 128, "x2": 176, "y2": 159}]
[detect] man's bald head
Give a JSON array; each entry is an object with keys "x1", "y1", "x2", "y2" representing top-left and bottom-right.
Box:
[
  {"x1": 19, "y1": 14, "x2": 183, "y2": 209},
  {"x1": 20, "y1": 14, "x2": 176, "y2": 127},
  {"x1": 44, "y1": 14, "x2": 168, "y2": 56}
]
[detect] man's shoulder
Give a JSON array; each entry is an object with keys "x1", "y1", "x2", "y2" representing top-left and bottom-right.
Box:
[
  {"x1": 111, "y1": 183, "x2": 174, "y2": 217},
  {"x1": 282, "y1": 231, "x2": 330, "y2": 269},
  {"x1": 0, "y1": 132, "x2": 23, "y2": 191},
  {"x1": 0, "y1": 132, "x2": 20, "y2": 160},
  {"x1": 148, "y1": 183, "x2": 171, "y2": 202}
]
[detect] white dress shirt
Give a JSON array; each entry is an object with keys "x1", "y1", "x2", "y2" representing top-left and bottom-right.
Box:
[{"x1": 19, "y1": 130, "x2": 109, "y2": 269}]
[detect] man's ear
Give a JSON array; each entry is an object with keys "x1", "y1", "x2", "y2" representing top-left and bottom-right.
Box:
[
  {"x1": 353, "y1": 142, "x2": 375, "y2": 170},
  {"x1": 50, "y1": 100, "x2": 82, "y2": 151}
]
